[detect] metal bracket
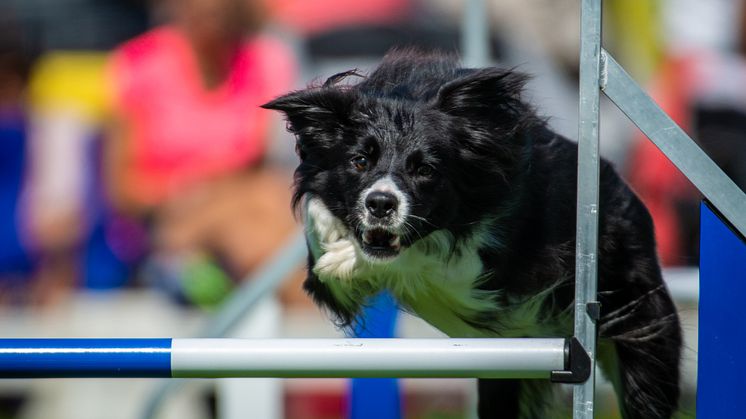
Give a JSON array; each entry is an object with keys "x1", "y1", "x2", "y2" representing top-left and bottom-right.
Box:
[
  {"x1": 586, "y1": 301, "x2": 601, "y2": 321},
  {"x1": 550, "y1": 337, "x2": 592, "y2": 384},
  {"x1": 599, "y1": 50, "x2": 608, "y2": 91}
]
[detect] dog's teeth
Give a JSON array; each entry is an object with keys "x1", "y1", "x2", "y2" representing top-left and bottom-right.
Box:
[
  {"x1": 363, "y1": 232, "x2": 372, "y2": 244},
  {"x1": 390, "y1": 235, "x2": 401, "y2": 249}
]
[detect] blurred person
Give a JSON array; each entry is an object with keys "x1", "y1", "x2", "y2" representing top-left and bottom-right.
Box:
[
  {"x1": 0, "y1": 17, "x2": 35, "y2": 304},
  {"x1": 106, "y1": 0, "x2": 298, "y2": 306},
  {"x1": 16, "y1": 0, "x2": 151, "y2": 301},
  {"x1": 24, "y1": 52, "x2": 120, "y2": 300}
]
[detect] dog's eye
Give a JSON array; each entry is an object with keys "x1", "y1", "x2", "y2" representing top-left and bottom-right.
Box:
[
  {"x1": 351, "y1": 156, "x2": 369, "y2": 171},
  {"x1": 416, "y1": 164, "x2": 434, "y2": 177}
]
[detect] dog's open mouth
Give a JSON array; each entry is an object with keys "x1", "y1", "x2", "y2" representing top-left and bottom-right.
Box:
[{"x1": 360, "y1": 228, "x2": 401, "y2": 260}]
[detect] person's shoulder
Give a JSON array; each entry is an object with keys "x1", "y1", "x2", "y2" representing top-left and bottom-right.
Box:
[
  {"x1": 113, "y1": 26, "x2": 181, "y2": 65},
  {"x1": 107, "y1": 26, "x2": 185, "y2": 107}
]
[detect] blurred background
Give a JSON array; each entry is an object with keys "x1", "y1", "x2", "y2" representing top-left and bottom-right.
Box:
[{"x1": 0, "y1": 0, "x2": 743, "y2": 418}]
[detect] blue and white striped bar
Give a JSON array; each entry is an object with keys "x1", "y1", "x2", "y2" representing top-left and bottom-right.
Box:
[{"x1": 0, "y1": 338, "x2": 566, "y2": 379}]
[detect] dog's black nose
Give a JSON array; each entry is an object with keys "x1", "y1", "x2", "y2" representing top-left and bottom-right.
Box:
[{"x1": 365, "y1": 191, "x2": 398, "y2": 218}]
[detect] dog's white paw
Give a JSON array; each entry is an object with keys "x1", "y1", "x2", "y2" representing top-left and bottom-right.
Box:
[
  {"x1": 307, "y1": 198, "x2": 347, "y2": 243},
  {"x1": 314, "y1": 238, "x2": 359, "y2": 281}
]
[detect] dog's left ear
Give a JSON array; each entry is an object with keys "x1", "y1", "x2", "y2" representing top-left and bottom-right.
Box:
[
  {"x1": 434, "y1": 68, "x2": 529, "y2": 119},
  {"x1": 261, "y1": 88, "x2": 354, "y2": 135}
]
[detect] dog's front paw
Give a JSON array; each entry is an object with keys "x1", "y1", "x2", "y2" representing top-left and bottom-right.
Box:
[{"x1": 314, "y1": 238, "x2": 359, "y2": 281}]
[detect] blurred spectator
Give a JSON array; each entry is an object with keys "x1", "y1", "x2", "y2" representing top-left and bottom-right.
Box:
[
  {"x1": 106, "y1": 0, "x2": 298, "y2": 306},
  {"x1": 0, "y1": 15, "x2": 35, "y2": 303},
  {"x1": 11, "y1": 0, "x2": 151, "y2": 301},
  {"x1": 24, "y1": 52, "x2": 120, "y2": 296}
]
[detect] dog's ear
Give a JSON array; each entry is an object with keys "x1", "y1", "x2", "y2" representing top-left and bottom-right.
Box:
[
  {"x1": 261, "y1": 88, "x2": 354, "y2": 135},
  {"x1": 434, "y1": 68, "x2": 529, "y2": 119},
  {"x1": 434, "y1": 68, "x2": 533, "y2": 184}
]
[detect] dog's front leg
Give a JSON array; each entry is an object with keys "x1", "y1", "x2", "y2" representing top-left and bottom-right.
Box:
[
  {"x1": 314, "y1": 237, "x2": 360, "y2": 280},
  {"x1": 305, "y1": 197, "x2": 363, "y2": 281}
]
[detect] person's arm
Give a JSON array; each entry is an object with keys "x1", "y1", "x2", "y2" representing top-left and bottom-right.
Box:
[{"x1": 103, "y1": 114, "x2": 155, "y2": 216}]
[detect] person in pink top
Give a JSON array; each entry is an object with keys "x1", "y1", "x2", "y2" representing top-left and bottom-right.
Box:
[
  {"x1": 106, "y1": 0, "x2": 299, "y2": 301},
  {"x1": 108, "y1": 0, "x2": 294, "y2": 208}
]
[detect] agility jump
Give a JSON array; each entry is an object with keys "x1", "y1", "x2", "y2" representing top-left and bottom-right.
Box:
[{"x1": 0, "y1": 1, "x2": 744, "y2": 418}]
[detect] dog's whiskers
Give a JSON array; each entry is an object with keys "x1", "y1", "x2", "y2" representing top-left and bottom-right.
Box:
[
  {"x1": 407, "y1": 214, "x2": 438, "y2": 229},
  {"x1": 402, "y1": 220, "x2": 425, "y2": 242}
]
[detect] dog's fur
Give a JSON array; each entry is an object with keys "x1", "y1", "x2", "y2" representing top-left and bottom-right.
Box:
[{"x1": 263, "y1": 50, "x2": 682, "y2": 419}]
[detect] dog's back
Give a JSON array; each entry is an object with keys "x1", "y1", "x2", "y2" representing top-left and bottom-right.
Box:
[{"x1": 476, "y1": 125, "x2": 682, "y2": 419}]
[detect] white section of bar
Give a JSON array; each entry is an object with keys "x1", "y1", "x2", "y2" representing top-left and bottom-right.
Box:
[{"x1": 171, "y1": 338, "x2": 566, "y2": 379}]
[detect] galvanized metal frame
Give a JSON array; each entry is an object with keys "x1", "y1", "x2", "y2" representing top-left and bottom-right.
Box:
[
  {"x1": 602, "y1": 51, "x2": 746, "y2": 236},
  {"x1": 574, "y1": 0, "x2": 746, "y2": 418},
  {"x1": 573, "y1": 0, "x2": 603, "y2": 417}
]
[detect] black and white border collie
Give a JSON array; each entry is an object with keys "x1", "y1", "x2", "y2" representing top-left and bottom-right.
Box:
[{"x1": 263, "y1": 50, "x2": 681, "y2": 419}]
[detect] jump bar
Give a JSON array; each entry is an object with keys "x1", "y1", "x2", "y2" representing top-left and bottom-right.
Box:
[{"x1": 0, "y1": 338, "x2": 567, "y2": 379}]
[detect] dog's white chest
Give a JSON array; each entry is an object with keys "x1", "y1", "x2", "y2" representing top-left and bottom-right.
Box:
[
  {"x1": 374, "y1": 236, "x2": 491, "y2": 335},
  {"x1": 305, "y1": 198, "x2": 545, "y2": 338}
]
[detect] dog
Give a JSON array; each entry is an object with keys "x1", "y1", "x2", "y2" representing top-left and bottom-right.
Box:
[{"x1": 262, "y1": 49, "x2": 682, "y2": 419}]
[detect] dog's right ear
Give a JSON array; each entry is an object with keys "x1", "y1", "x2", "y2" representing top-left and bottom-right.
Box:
[
  {"x1": 261, "y1": 88, "x2": 354, "y2": 135},
  {"x1": 434, "y1": 68, "x2": 529, "y2": 121}
]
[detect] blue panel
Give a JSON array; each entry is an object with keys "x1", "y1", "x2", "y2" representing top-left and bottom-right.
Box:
[
  {"x1": 0, "y1": 339, "x2": 172, "y2": 378},
  {"x1": 697, "y1": 202, "x2": 746, "y2": 418},
  {"x1": 350, "y1": 292, "x2": 401, "y2": 419}
]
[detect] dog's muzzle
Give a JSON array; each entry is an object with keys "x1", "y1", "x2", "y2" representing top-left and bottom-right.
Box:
[{"x1": 359, "y1": 190, "x2": 403, "y2": 261}]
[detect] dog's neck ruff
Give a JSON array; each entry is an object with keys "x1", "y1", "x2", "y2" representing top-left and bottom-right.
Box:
[{"x1": 304, "y1": 197, "x2": 549, "y2": 338}]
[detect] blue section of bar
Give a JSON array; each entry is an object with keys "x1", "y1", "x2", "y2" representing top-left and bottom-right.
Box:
[
  {"x1": 350, "y1": 292, "x2": 401, "y2": 419},
  {"x1": 697, "y1": 202, "x2": 746, "y2": 418},
  {"x1": 0, "y1": 339, "x2": 172, "y2": 378}
]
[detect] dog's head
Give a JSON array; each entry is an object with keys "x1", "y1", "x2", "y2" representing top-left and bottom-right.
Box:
[{"x1": 263, "y1": 51, "x2": 537, "y2": 263}]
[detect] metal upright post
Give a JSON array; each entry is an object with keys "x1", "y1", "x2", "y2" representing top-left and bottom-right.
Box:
[
  {"x1": 461, "y1": 0, "x2": 490, "y2": 67},
  {"x1": 574, "y1": 0, "x2": 602, "y2": 418}
]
